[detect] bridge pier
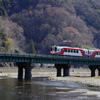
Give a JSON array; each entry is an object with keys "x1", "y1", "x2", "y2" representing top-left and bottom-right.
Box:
[
  {"x1": 89, "y1": 65, "x2": 97, "y2": 77},
  {"x1": 18, "y1": 67, "x2": 23, "y2": 79},
  {"x1": 55, "y1": 64, "x2": 71, "y2": 77},
  {"x1": 55, "y1": 64, "x2": 62, "y2": 77},
  {"x1": 63, "y1": 64, "x2": 71, "y2": 77},
  {"x1": 25, "y1": 67, "x2": 32, "y2": 79},
  {"x1": 16, "y1": 62, "x2": 33, "y2": 79}
]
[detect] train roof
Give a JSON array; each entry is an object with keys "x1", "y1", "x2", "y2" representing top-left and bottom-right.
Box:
[
  {"x1": 52, "y1": 45, "x2": 84, "y2": 49},
  {"x1": 52, "y1": 45, "x2": 100, "y2": 51}
]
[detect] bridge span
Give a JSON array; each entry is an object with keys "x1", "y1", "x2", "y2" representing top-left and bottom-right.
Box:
[{"x1": 0, "y1": 52, "x2": 100, "y2": 79}]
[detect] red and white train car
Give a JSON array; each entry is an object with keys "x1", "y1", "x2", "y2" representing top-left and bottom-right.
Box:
[{"x1": 50, "y1": 45, "x2": 100, "y2": 58}]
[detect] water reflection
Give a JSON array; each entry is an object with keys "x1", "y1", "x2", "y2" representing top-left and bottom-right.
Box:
[{"x1": 0, "y1": 77, "x2": 100, "y2": 100}]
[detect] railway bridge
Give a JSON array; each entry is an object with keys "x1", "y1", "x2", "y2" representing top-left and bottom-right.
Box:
[{"x1": 0, "y1": 52, "x2": 100, "y2": 79}]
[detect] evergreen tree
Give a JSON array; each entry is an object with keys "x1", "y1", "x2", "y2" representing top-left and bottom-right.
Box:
[{"x1": 29, "y1": 40, "x2": 36, "y2": 54}]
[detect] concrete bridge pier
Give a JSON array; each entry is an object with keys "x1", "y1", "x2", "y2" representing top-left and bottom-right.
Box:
[
  {"x1": 24, "y1": 66, "x2": 32, "y2": 79},
  {"x1": 55, "y1": 64, "x2": 71, "y2": 77},
  {"x1": 16, "y1": 62, "x2": 33, "y2": 79},
  {"x1": 18, "y1": 67, "x2": 23, "y2": 79},
  {"x1": 89, "y1": 65, "x2": 97, "y2": 77},
  {"x1": 63, "y1": 64, "x2": 71, "y2": 77},
  {"x1": 55, "y1": 64, "x2": 62, "y2": 77}
]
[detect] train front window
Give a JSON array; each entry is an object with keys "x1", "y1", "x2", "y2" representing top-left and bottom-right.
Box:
[
  {"x1": 51, "y1": 47, "x2": 53, "y2": 51},
  {"x1": 55, "y1": 47, "x2": 57, "y2": 51}
]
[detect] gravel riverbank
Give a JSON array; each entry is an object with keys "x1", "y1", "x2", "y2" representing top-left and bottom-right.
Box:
[{"x1": 0, "y1": 67, "x2": 100, "y2": 87}]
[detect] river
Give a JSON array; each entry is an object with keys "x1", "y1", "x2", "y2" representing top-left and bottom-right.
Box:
[{"x1": 0, "y1": 76, "x2": 100, "y2": 100}]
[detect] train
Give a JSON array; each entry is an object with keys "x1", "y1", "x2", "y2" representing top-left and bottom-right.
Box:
[{"x1": 50, "y1": 45, "x2": 100, "y2": 58}]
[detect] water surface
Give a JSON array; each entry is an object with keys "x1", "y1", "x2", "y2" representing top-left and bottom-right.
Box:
[{"x1": 0, "y1": 76, "x2": 100, "y2": 100}]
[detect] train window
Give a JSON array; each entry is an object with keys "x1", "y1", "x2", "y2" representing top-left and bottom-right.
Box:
[
  {"x1": 51, "y1": 47, "x2": 53, "y2": 51},
  {"x1": 97, "y1": 52, "x2": 100, "y2": 55},
  {"x1": 74, "y1": 50, "x2": 76, "y2": 53},
  {"x1": 65, "y1": 49, "x2": 67, "y2": 52},
  {"x1": 71, "y1": 50, "x2": 73, "y2": 52},
  {"x1": 75, "y1": 50, "x2": 78, "y2": 53},
  {"x1": 97, "y1": 52, "x2": 99, "y2": 55},
  {"x1": 68, "y1": 50, "x2": 70, "y2": 52},
  {"x1": 55, "y1": 47, "x2": 57, "y2": 51}
]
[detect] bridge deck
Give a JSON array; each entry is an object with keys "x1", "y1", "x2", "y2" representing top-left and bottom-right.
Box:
[{"x1": 0, "y1": 52, "x2": 100, "y2": 65}]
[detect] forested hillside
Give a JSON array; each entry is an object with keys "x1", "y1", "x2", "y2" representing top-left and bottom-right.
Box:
[{"x1": 0, "y1": 0, "x2": 100, "y2": 54}]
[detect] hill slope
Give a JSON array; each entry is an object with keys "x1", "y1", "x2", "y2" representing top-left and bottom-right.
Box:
[{"x1": 1, "y1": 0, "x2": 100, "y2": 54}]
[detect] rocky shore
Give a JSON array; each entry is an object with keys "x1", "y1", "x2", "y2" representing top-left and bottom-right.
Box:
[{"x1": 0, "y1": 67, "x2": 100, "y2": 87}]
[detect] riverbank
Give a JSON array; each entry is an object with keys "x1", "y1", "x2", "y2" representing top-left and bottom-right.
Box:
[{"x1": 0, "y1": 67, "x2": 100, "y2": 87}]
